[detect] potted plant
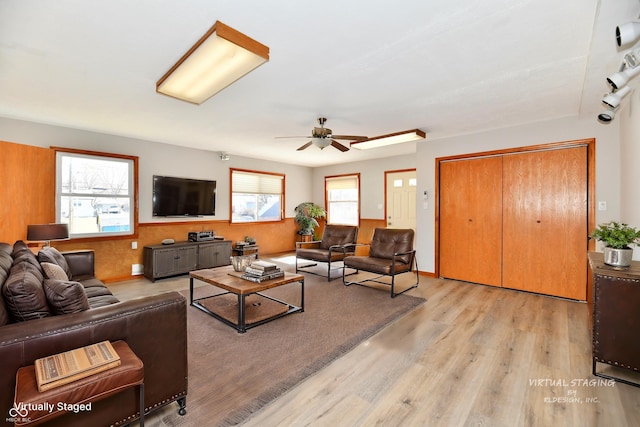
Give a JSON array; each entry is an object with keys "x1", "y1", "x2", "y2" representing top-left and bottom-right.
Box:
[
  {"x1": 294, "y1": 202, "x2": 326, "y2": 238},
  {"x1": 590, "y1": 221, "x2": 640, "y2": 267}
]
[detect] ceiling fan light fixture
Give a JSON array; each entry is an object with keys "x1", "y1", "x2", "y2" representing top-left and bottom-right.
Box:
[
  {"x1": 350, "y1": 129, "x2": 426, "y2": 150},
  {"x1": 156, "y1": 21, "x2": 269, "y2": 105},
  {"x1": 312, "y1": 137, "x2": 331, "y2": 150}
]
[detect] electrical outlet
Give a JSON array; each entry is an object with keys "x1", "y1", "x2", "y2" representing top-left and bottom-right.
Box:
[
  {"x1": 131, "y1": 241, "x2": 138, "y2": 249},
  {"x1": 598, "y1": 201, "x2": 607, "y2": 211}
]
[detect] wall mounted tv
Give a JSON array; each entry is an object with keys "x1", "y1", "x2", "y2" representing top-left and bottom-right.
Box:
[{"x1": 152, "y1": 175, "x2": 216, "y2": 217}]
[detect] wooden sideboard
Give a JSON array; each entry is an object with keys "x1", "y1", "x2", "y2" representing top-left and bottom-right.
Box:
[
  {"x1": 144, "y1": 240, "x2": 231, "y2": 282},
  {"x1": 588, "y1": 252, "x2": 640, "y2": 387}
]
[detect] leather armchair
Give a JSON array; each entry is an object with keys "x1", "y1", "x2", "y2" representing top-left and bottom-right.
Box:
[
  {"x1": 295, "y1": 225, "x2": 358, "y2": 281},
  {"x1": 343, "y1": 228, "x2": 418, "y2": 297}
]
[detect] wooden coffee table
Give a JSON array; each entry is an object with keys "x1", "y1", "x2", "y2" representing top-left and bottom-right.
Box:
[{"x1": 189, "y1": 266, "x2": 304, "y2": 333}]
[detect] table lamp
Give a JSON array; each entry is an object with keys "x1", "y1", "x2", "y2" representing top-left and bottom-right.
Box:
[{"x1": 26, "y1": 223, "x2": 69, "y2": 246}]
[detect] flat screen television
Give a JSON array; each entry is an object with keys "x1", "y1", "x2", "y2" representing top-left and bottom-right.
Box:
[{"x1": 152, "y1": 175, "x2": 216, "y2": 217}]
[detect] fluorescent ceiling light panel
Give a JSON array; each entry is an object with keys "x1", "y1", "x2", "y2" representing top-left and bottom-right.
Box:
[
  {"x1": 157, "y1": 21, "x2": 269, "y2": 104},
  {"x1": 350, "y1": 129, "x2": 426, "y2": 150}
]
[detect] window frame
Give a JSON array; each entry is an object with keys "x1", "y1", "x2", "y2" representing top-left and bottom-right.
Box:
[
  {"x1": 324, "y1": 173, "x2": 360, "y2": 226},
  {"x1": 54, "y1": 147, "x2": 139, "y2": 241},
  {"x1": 230, "y1": 168, "x2": 285, "y2": 224}
]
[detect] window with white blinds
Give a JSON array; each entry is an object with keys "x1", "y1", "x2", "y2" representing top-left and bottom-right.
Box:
[
  {"x1": 231, "y1": 169, "x2": 284, "y2": 223},
  {"x1": 325, "y1": 174, "x2": 359, "y2": 226}
]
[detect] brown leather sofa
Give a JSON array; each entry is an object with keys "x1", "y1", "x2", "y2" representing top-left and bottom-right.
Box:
[{"x1": 0, "y1": 241, "x2": 188, "y2": 426}]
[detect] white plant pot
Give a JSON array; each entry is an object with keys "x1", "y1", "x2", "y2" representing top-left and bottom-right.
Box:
[{"x1": 603, "y1": 247, "x2": 633, "y2": 267}]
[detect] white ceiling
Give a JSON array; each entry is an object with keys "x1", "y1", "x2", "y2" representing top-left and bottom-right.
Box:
[{"x1": 0, "y1": 0, "x2": 638, "y2": 167}]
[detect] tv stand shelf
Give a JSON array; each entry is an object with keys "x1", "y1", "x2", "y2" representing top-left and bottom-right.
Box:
[{"x1": 144, "y1": 240, "x2": 231, "y2": 282}]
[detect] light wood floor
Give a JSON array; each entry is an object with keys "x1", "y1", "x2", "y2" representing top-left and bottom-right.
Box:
[{"x1": 109, "y1": 257, "x2": 640, "y2": 427}]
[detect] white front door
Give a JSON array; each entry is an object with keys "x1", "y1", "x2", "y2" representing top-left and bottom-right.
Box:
[{"x1": 385, "y1": 170, "x2": 417, "y2": 231}]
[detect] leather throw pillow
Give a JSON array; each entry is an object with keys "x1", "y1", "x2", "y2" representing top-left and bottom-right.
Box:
[{"x1": 43, "y1": 279, "x2": 90, "y2": 315}]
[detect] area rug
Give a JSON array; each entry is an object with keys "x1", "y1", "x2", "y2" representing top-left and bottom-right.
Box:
[{"x1": 163, "y1": 265, "x2": 424, "y2": 426}]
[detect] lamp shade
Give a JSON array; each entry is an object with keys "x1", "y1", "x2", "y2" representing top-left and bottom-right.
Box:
[
  {"x1": 156, "y1": 21, "x2": 269, "y2": 104},
  {"x1": 26, "y1": 224, "x2": 69, "y2": 242}
]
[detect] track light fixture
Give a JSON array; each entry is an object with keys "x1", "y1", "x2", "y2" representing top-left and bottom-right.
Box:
[
  {"x1": 606, "y1": 64, "x2": 640, "y2": 90},
  {"x1": 602, "y1": 86, "x2": 632, "y2": 109},
  {"x1": 616, "y1": 20, "x2": 640, "y2": 47},
  {"x1": 598, "y1": 109, "x2": 615, "y2": 123},
  {"x1": 599, "y1": 13, "x2": 640, "y2": 122}
]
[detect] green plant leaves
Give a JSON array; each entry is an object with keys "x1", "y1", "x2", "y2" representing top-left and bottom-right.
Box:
[{"x1": 590, "y1": 221, "x2": 640, "y2": 249}]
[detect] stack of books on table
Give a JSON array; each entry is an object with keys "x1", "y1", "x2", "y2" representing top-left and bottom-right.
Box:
[{"x1": 241, "y1": 260, "x2": 284, "y2": 282}]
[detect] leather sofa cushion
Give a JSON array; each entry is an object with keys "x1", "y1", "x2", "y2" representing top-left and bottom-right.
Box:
[
  {"x1": 0, "y1": 243, "x2": 12, "y2": 326},
  {"x1": 12, "y1": 240, "x2": 43, "y2": 269},
  {"x1": 0, "y1": 243, "x2": 12, "y2": 282},
  {"x1": 344, "y1": 255, "x2": 413, "y2": 275},
  {"x1": 87, "y1": 294, "x2": 121, "y2": 308},
  {"x1": 76, "y1": 277, "x2": 120, "y2": 308},
  {"x1": 43, "y1": 278, "x2": 90, "y2": 315},
  {"x1": 368, "y1": 228, "x2": 414, "y2": 264},
  {"x1": 3, "y1": 261, "x2": 51, "y2": 322},
  {"x1": 296, "y1": 248, "x2": 350, "y2": 263},
  {"x1": 320, "y1": 225, "x2": 358, "y2": 250},
  {"x1": 38, "y1": 246, "x2": 73, "y2": 280}
]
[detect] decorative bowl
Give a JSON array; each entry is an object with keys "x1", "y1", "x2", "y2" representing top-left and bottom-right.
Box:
[{"x1": 230, "y1": 255, "x2": 252, "y2": 272}]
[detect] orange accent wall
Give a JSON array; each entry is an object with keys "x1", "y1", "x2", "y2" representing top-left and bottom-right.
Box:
[
  {"x1": 0, "y1": 140, "x2": 55, "y2": 243},
  {"x1": 53, "y1": 219, "x2": 299, "y2": 282}
]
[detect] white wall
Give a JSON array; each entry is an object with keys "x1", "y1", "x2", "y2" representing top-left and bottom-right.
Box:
[
  {"x1": 619, "y1": 83, "x2": 640, "y2": 259},
  {"x1": 312, "y1": 155, "x2": 416, "y2": 219},
  {"x1": 0, "y1": 117, "x2": 312, "y2": 222},
  {"x1": 417, "y1": 116, "x2": 621, "y2": 273}
]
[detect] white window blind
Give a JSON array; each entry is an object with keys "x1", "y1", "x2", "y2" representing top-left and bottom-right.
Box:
[
  {"x1": 326, "y1": 175, "x2": 358, "y2": 191},
  {"x1": 232, "y1": 170, "x2": 283, "y2": 194},
  {"x1": 325, "y1": 174, "x2": 359, "y2": 226}
]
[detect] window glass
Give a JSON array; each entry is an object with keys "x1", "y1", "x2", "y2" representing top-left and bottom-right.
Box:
[
  {"x1": 56, "y1": 151, "x2": 136, "y2": 238},
  {"x1": 231, "y1": 169, "x2": 284, "y2": 223}
]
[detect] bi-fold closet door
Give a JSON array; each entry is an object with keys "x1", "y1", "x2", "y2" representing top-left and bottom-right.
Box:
[{"x1": 439, "y1": 146, "x2": 588, "y2": 300}]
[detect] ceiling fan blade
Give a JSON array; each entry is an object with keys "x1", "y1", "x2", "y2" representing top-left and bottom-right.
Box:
[
  {"x1": 331, "y1": 134, "x2": 368, "y2": 141},
  {"x1": 297, "y1": 141, "x2": 313, "y2": 151},
  {"x1": 331, "y1": 140, "x2": 350, "y2": 152}
]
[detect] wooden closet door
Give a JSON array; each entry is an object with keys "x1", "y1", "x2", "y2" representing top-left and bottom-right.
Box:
[
  {"x1": 440, "y1": 156, "x2": 503, "y2": 287},
  {"x1": 502, "y1": 147, "x2": 587, "y2": 300}
]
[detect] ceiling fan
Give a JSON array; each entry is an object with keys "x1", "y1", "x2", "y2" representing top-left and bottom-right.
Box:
[{"x1": 276, "y1": 117, "x2": 367, "y2": 152}]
